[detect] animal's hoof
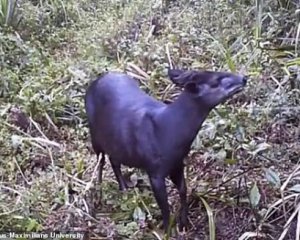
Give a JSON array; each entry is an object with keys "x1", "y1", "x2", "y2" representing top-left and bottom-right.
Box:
[
  {"x1": 119, "y1": 185, "x2": 129, "y2": 192},
  {"x1": 178, "y1": 216, "x2": 188, "y2": 232}
]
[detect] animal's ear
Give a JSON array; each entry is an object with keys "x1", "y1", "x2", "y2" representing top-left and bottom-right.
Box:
[
  {"x1": 167, "y1": 69, "x2": 195, "y2": 86},
  {"x1": 167, "y1": 69, "x2": 185, "y2": 83}
]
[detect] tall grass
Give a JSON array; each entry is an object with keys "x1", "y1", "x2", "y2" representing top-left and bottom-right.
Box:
[{"x1": 0, "y1": 0, "x2": 21, "y2": 28}]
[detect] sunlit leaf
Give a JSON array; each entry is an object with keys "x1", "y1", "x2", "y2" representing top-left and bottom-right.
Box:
[
  {"x1": 216, "y1": 149, "x2": 227, "y2": 161},
  {"x1": 250, "y1": 182, "x2": 261, "y2": 208},
  {"x1": 252, "y1": 142, "x2": 271, "y2": 156},
  {"x1": 26, "y1": 218, "x2": 39, "y2": 231},
  {"x1": 289, "y1": 184, "x2": 300, "y2": 193},
  {"x1": 224, "y1": 158, "x2": 237, "y2": 165},
  {"x1": 265, "y1": 168, "x2": 281, "y2": 188},
  {"x1": 11, "y1": 135, "x2": 23, "y2": 149},
  {"x1": 200, "y1": 197, "x2": 216, "y2": 240},
  {"x1": 133, "y1": 206, "x2": 146, "y2": 222}
]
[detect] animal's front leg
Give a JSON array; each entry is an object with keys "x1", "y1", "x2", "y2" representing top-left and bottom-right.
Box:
[
  {"x1": 149, "y1": 175, "x2": 170, "y2": 231},
  {"x1": 170, "y1": 164, "x2": 188, "y2": 231}
]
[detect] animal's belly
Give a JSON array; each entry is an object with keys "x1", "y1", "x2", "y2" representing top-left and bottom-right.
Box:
[
  {"x1": 108, "y1": 152, "x2": 145, "y2": 169},
  {"x1": 102, "y1": 140, "x2": 145, "y2": 169}
]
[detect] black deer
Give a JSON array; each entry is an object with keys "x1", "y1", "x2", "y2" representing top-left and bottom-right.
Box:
[{"x1": 85, "y1": 68, "x2": 248, "y2": 231}]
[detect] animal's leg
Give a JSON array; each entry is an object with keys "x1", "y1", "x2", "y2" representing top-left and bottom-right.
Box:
[
  {"x1": 149, "y1": 175, "x2": 170, "y2": 231},
  {"x1": 110, "y1": 159, "x2": 128, "y2": 191},
  {"x1": 97, "y1": 152, "x2": 106, "y2": 184},
  {"x1": 170, "y1": 165, "x2": 188, "y2": 231},
  {"x1": 92, "y1": 151, "x2": 106, "y2": 210},
  {"x1": 91, "y1": 137, "x2": 105, "y2": 185}
]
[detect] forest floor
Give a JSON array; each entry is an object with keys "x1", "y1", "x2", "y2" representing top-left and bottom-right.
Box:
[{"x1": 0, "y1": 0, "x2": 299, "y2": 239}]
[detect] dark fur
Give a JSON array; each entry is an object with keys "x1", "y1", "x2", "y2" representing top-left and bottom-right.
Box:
[{"x1": 85, "y1": 68, "x2": 248, "y2": 231}]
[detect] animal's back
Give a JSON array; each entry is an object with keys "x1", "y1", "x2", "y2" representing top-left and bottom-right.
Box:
[{"x1": 85, "y1": 72, "x2": 165, "y2": 168}]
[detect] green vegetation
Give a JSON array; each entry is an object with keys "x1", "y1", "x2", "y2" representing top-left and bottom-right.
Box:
[{"x1": 0, "y1": 0, "x2": 299, "y2": 239}]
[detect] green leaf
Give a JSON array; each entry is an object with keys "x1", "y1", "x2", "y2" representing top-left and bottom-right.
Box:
[
  {"x1": 199, "y1": 197, "x2": 215, "y2": 240},
  {"x1": 252, "y1": 142, "x2": 271, "y2": 156},
  {"x1": 289, "y1": 184, "x2": 300, "y2": 193},
  {"x1": 26, "y1": 218, "x2": 39, "y2": 231},
  {"x1": 120, "y1": 202, "x2": 130, "y2": 211},
  {"x1": 264, "y1": 168, "x2": 281, "y2": 188},
  {"x1": 235, "y1": 126, "x2": 246, "y2": 142},
  {"x1": 64, "y1": 160, "x2": 72, "y2": 174},
  {"x1": 224, "y1": 158, "x2": 237, "y2": 165},
  {"x1": 0, "y1": 0, "x2": 21, "y2": 28},
  {"x1": 11, "y1": 135, "x2": 23, "y2": 149},
  {"x1": 115, "y1": 221, "x2": 138, "y2": 236},
  {"x1": 250, "y1": 182, "x2": 260, "y2": 208},
  {"x1": 216, "y1": 149, "x2": 227, "y2": 161},
  {"x1": 133, "y1": 206, "x2": 146, "y2": 222},
  {"x1": 225, "y1": 49, "x2": 236, "y2": 72},
  {"x1": 76, "y1": 158, "x2": 85, "y2": 175}
]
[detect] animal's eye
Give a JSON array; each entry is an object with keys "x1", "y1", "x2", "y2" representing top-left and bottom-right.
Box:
[{"x1": 210, "y1": 80, "x2": 219, "y2": 88}]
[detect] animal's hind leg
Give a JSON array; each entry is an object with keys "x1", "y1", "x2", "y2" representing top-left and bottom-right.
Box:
[
  {"x1": 109, "y1": 159, "x2": 128, "y2": 191},
  {"x1": 91, "y1": 136, "x2": 106, "y2": 184},
  {"x1": 97, "y1": 152, "x2": 106, "y2": 184},
  {"x1": 90, "y1": 151, "x2": 106, "y2": 211}
]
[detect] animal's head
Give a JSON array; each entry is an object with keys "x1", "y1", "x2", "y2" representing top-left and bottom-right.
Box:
[{"x1": 168, "y1": 68, "x2": 248, "y2": 108}]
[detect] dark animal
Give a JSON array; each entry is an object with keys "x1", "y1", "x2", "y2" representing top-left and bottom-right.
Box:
[{"x1": 85, "y1": 68, "x2": 248, "y2": 232}]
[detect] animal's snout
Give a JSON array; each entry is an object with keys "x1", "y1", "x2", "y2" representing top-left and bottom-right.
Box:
[{"x1": 242, "y1": 75, "x2": 248, "y2": 85}]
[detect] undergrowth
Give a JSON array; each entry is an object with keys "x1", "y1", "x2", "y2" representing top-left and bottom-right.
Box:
[{"x1": 0, "y1": 0, "x2": 299, "y2": 239}]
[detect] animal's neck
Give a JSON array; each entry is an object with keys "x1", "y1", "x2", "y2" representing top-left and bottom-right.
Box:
[{"x1": 158, "y1": 92, "x2": 211, "y2": 148}]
